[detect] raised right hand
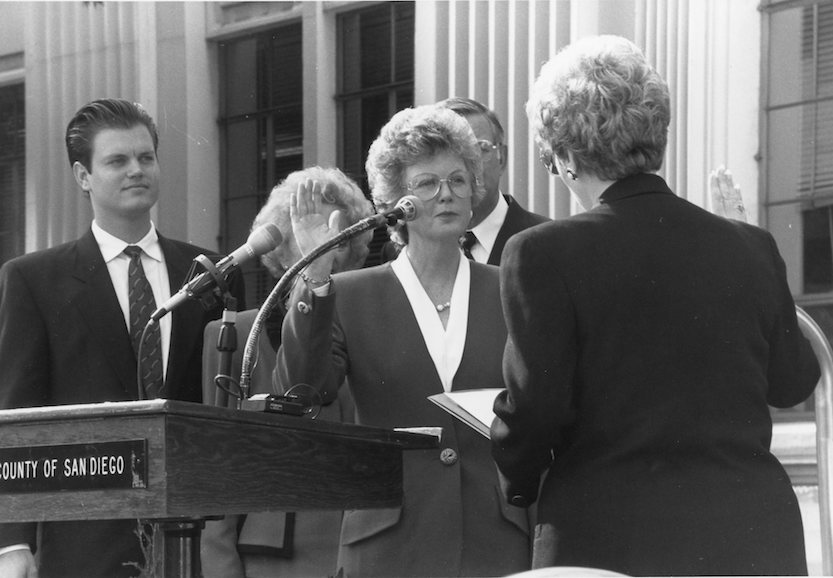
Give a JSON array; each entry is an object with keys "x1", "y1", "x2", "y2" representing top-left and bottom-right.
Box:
[
  {"x1": 709, "y1": 166, "x2": 746, "y2": 222},
  {"x1": 290, "y1": 178, "x2": 343, "y2": 282}
]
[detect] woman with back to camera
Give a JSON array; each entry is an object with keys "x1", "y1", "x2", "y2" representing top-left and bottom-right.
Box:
[
  {"x1": 276, "y1": 104, "x2": 531, "y2": 577},
  {"x1": 491, "y1": 35, "x2": 820, "y2": 576}
]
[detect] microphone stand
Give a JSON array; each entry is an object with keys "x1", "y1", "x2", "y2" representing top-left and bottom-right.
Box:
[
  {"x1": 214, "y1": 296, "x2": 239, "y2": 407},
  {"x1": 238, "y1": 213, "x2": 390, "y2": 406}
]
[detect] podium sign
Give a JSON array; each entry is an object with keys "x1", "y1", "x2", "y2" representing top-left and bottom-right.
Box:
[
  {"x1": 0, "y1": 399, "x2": 437, "y2": 523},
  {"x1": 0, "y1": 438, "x2": 147, "y2": 493}
]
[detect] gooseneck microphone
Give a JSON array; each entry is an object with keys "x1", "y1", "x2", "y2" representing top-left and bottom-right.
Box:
[{"x1": 150, "y1": 223, "x2": 283, "y2": 322}]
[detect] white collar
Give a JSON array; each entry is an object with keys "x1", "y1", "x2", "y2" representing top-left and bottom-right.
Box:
[
  {"x1": 92, "y1": 220, "x2": 163, "y2": 263},
  {"x1": 468, "y1": 193, "x2": 508, "y2": 262}
]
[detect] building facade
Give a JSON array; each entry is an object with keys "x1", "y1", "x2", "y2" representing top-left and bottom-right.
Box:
[{"x1": 0, "y1": 0, "x2": 830, "y2": 570}]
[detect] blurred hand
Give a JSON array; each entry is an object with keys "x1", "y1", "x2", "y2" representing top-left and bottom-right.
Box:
[
  {"x1": 0, "y1": 549, "x2": 38, "y2": 578},
  {"x1": 709, "y1": 166, "x2": 746, "y2": 223},
  {"x1": 290, "y1": 178, "x2": 342, "y2": 280}
]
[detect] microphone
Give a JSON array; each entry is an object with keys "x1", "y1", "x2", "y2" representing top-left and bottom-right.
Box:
[
  {"x1": 150, "y1": 223, "x2": 283, "y2": 322},
  {"x1": 372, "y1": 195, "x2": 421, "y2": 226}
]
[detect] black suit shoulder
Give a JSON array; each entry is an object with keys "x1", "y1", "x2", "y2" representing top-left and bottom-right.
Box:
[
  {"x1": 502, "y1": 194, "x2": 550, "y2": 233},
  {"x1": 488, "y1": 195, "x2": 550, "y2": 266}
]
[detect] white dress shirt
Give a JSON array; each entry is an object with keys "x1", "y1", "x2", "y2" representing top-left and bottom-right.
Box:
[
  {"x1": 391, "y1": 248, "x2": 470, "y2": 392},
  {"x1": 92, "y1": 221, "x2": 172, "y2": 379},
  {"x1": 467, "y1": 193, "x2": 508, "y2": 263},
  {"x1": 0, "y1": 224, "x2": 174, "y2": 559}
]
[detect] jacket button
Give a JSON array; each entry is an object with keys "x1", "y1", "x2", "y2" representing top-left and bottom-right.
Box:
[
  {"x1": 509, "y1": 495, "x2": 529, "y2": 508},
  {"x1": 297, "y1": 301, "x2": 311, "y2": 314},
  {"x1": 439, "y1": 448, "x2": 458, "y2": 465}
]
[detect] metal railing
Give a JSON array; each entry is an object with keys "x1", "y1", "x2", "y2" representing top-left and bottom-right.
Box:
[{"x1": 796, "y1": 306, "x2": 833, "y2": 574}]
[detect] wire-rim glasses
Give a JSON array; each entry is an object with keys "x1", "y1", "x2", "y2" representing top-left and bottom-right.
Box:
[{"x1": 403, "y1": 172, "x2": 473, "y2": 202}]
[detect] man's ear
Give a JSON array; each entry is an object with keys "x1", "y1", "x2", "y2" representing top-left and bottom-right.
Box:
[
  {"x1": 498, "y1": 144, "x2": 508, "y2": 171},
  {"x1": 72, "y1": 161, "x2": 91, "y2": 196}
]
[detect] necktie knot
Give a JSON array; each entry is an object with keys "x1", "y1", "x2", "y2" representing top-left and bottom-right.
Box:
[
  {"x1": 460, "y1": 231, "x2": 477, "y2": 260},
  {"x1": 124, "y1": 245, "x2": 143, "y2": 261}
]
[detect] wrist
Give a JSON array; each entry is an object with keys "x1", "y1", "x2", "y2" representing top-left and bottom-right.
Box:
[{"x1": 300, "y1": 270, "x2": 332, "y2": 288}]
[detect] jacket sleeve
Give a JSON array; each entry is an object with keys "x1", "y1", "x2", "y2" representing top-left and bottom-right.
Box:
[
  {"x1": 0, "y1": 262, "x2": 46, "y2": 550},
  {"x1": 274, "y1": 281, "x2": 349, "y2": 404},
  {"x1": 763, "y1": 234, "x2": 821, "y2": 407},
  {"x1": 491, "y1": 233, "x2": 572, "y2": 506},
  {"x1": 0, "y1": 261, "x2": 50, "y2": 409}
]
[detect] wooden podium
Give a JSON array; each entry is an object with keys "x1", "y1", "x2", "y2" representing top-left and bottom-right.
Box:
[{"x1": 0, "y1": 399, "x2": 438, "y2": 577}]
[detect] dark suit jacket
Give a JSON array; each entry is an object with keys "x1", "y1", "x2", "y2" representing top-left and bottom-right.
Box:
[
  {"x1": 0, "y1": 228, "x2": 244, "y2": 578},
  {"x1": 492, "y1": 173, "x2": 820, "y2": 576},
  {"x1": 276, "y1": 262, "x2": 530, "y2": 578},
  {"x1": 487, "y1": 194, "x2": 550, "y2": 265}
]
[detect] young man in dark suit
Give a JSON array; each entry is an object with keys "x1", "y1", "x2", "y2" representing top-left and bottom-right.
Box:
[
  {"x1": 0, "y1": 98, "x2": 244, "y2": 578},
  {"x1": 438, "y1": 97, "x2": 550, "y2": 265}
]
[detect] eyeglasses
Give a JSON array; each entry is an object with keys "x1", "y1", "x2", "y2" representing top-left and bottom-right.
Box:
[
  {"x1": 404, "y1": 172, "x2": 473, "y2": 202},
  {"x1": 477, "y1": 140, "x2": 501, "y2": 155},
  {"x1": 539, "y1": 151, "x2": 558, "y2": 175}
]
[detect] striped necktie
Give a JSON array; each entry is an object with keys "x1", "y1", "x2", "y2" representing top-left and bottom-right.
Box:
[{"x1": 124, "y1": 245, "x2": 164, "y2": 399}]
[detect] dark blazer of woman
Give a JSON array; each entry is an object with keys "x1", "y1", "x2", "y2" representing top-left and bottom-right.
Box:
[
  {"x1": 492, "y1": 173, "x2": 820, "y2": 576},
  {"x1": 277, "y1": 262, "x2": 530, "y2": 578}
]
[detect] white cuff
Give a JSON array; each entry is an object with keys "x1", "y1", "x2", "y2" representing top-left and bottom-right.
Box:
[{"x1": 0, "y1": 544, "x2": 31, "y2": 556}]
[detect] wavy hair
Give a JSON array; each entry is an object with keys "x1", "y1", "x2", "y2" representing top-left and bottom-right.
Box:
[
  {"x1": 65, "y1": 98, "x2": 158, "y2": 170},
  {"x1": 365, "y1": 104, "x2": 485, "y2": 247},
  {"x1": 527, "y1": 35, "x2": 670, "y2": 180},
  {"x1": 253, "y1": 166, "x2": 374, "y2": 277}
]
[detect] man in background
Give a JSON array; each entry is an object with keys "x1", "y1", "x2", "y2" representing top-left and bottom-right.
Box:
[{"x1": 438, "y1": 97, "x2": 550, "y2": 265}]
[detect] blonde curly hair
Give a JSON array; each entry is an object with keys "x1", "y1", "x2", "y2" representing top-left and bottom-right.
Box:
[{"x1": 365, "y1": 104, "x2": 485, "y2": 248}]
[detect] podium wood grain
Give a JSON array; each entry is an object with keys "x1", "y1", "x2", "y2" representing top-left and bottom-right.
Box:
[{"x1": 0, "y1": 399, "x2": 437, "y2": 522}]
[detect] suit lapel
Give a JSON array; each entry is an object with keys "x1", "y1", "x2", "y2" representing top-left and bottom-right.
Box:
[
  {"x1": 71, "y1": 230, "x2": 137, "y2": 398},
  {"x1": 488, "y1": 195, "x2": 519, "y2": 266},
  {"x1": 159, "y1": 235, "x2": 204, "y2": 394}
]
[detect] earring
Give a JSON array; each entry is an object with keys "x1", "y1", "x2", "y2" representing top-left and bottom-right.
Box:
[{"x1": 566, "y1": 169, "x2": 578, "y2": 181}]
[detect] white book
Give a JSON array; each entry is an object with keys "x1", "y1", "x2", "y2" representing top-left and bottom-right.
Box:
[{"x1": 428, "y1": 388, "x2": 502, "y2": 439}]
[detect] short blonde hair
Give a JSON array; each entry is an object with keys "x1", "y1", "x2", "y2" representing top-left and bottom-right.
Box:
[
  {"x1": 253, "y1": 166, "x2": 374, "y2": 277},
  {"x1": 527, "y1": 35, "x2": 670, "y2": 180},
  {"x1": 365, "y1": 104, "x2": 485, "y2": 248}
]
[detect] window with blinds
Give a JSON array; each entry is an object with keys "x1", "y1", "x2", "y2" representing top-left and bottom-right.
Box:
[
  {"x1": 336, "y1": 2, "x2": 414, "y2": 267},
  {"x1": 218, "y1": 23, "x2": 303, "y2": 307},
  {"x1": 0, "y1": 82, "x2": 24, "y2": 267},
  {"x1": 764, "y1": 0, "x2": 833, "y2": 419}
]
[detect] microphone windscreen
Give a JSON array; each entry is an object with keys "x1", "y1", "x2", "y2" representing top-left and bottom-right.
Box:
[
  {"x1": 396, "y1": 195, "x2": 422, "y2": 222},
  {"x1": 247, "y1": 223, "x2": 283, "y2": 255}
]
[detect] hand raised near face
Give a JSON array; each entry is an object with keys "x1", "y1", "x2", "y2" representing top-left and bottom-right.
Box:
[{"x1": 290, "y1": 178, "x2": 345, "y2": 257}]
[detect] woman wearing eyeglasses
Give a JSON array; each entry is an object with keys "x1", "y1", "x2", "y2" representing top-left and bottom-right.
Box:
[{"x1": 275, "y1": 104, "x2": 531, "y2": 577}]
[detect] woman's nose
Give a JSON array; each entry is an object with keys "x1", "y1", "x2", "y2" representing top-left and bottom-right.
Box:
[{"x1": 437, "y1": 179, "x2": 455, "y2": 200}]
